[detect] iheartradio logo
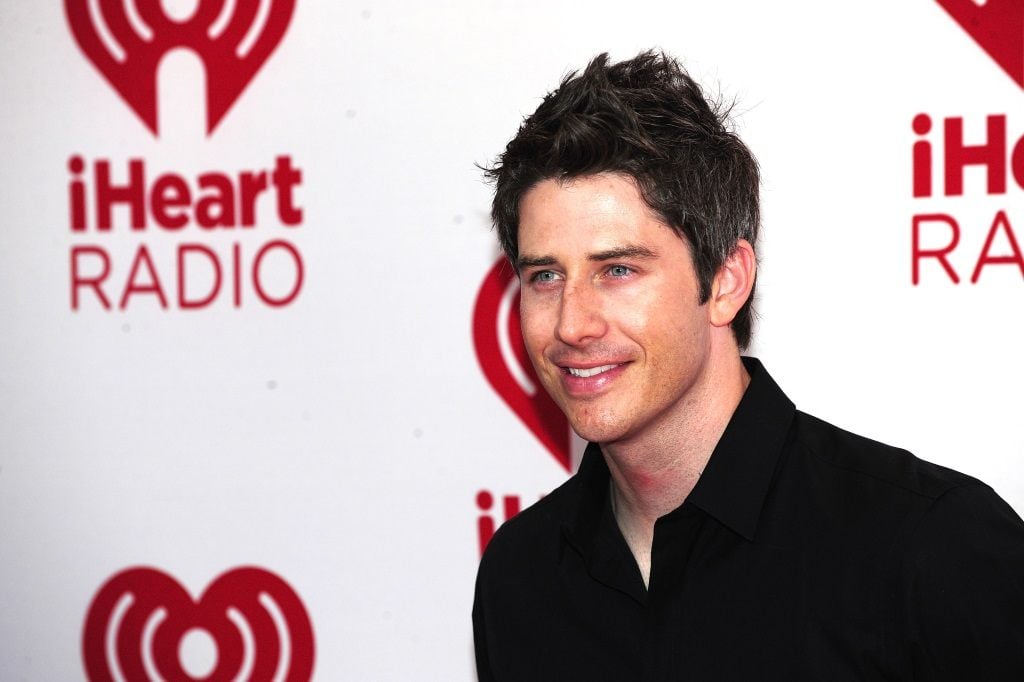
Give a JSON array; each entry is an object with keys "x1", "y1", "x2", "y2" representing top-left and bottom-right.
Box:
[
  {"x1": 909, "y1": 3, "x2": 1024, "y2": 285},
  {"x1": 472, "y1": 257, "x2": 571, "y2": 472},
  {"x1": 82, "y1": 566, "x2": 315, "y2": 681},
  {"x1": 937, "y1": 0, "x2": 1023, "y2": 87},
  {"x1": 64, "y1": 0, "x2": 297, "y2": 135}
]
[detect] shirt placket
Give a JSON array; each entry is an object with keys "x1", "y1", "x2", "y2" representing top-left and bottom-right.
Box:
[{"x1": 642, "y1": 504, "x2": 707, "y2": 681}]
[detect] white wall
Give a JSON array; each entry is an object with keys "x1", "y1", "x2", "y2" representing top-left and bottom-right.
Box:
[{"x1": 1, "y1": 1, "x2": 1021, "y2": 679}]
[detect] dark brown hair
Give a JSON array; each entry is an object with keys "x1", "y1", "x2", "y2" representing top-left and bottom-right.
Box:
[{"x1": 485, "y1": 51, "x2": 760, "y2": 348}]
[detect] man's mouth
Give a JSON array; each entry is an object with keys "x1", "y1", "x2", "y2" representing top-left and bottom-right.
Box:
[{"x1": 565, "y1": 364, "x2": 621, "y2": 378}]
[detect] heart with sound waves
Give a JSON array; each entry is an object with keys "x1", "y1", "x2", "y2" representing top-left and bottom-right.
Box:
[
  {"x1": 473, "y1": 257, "x2": 572, "y2": 472},
  {"x1": 937, "y1": 0, "x2": 1024, "y2": 87},
  {"x1": 82, "y1": 566, "x2": 315, "y2": 681},
  {"x1": 64, "y1": 0, "x2": 296, "y2": 135}
]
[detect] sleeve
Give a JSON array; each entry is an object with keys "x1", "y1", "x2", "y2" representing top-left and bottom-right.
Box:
[
  {"x1": 472, "y1": 548, "x2": 498, "y2": 682},
  {"x1": 903, "y1": 483, "x2": 1024, "y2": 681},
  {"x1": 472, "y1": 589, "x2": 494, "y2": 682}
]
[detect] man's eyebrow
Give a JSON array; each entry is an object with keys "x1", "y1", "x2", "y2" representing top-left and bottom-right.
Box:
[
  {"x1": 516, "y1": 255, "x2": 557, "y2": 270},
  {"x1": 588, "y1": 245, "x2": 658, "y2": 261},
  {"x1": 516, "y1": 246, "x2": 658, "y2": 271}
]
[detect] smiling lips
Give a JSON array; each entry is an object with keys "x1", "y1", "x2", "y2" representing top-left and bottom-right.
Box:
[
  {"x1": 566, "y1": 364, "x2": 620, "y2": 378},
  {"x1": 558, "y1": 362, "x2": 628, "y2": 396}
]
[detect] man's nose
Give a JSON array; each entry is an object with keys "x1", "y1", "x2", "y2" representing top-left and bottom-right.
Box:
[{"x1": 555, "y1": 281, "x2": 607, "y2": 346}]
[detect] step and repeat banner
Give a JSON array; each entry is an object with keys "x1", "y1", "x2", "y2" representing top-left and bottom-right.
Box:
[{"x1": 2, "y1": 1, "x2": 1021, "y2": 679}]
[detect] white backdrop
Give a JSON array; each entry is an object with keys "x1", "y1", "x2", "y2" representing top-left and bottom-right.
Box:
[{"x1": 1, "y1": 1, "x2": 1022, "y2": 679}]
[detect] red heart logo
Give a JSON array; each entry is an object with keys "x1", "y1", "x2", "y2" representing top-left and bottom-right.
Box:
[
  {"x1": 64, "y1": 0, "x2": 296, "y2": 135},
  {"x1": 473, "y1": 257, "x2": 572, "y2": 472},
  {"x1": 82, "y1": 566, "x2": 315, "y2": 681},
  {"x1": 937, "y1": 0, "x2": 1024, "y2": 87}
]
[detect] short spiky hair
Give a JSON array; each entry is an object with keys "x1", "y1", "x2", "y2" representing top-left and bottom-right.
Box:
[{"x1": 485, "y1": 50, "x2": 760, "y2": 349}]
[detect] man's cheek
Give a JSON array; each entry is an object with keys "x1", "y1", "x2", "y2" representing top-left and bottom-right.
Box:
[{"x1": 519, "y1": 312, "x2": 550, "y2": 354}]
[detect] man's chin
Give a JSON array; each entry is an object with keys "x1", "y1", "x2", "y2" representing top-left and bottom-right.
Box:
[
  {"x1": 567, "y1": 414, "x2": 630, "y2": 446},
  {"x1": 550, "y1": 389, "x2": 635, "y2": 444}
]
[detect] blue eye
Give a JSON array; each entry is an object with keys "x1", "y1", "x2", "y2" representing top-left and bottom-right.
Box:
[
  {"x1": 533, "y1": 270, "x2": 558, "y2": 283},
  {"x1": 608, "y1": 265, "x2": 632, "y2": 277}
]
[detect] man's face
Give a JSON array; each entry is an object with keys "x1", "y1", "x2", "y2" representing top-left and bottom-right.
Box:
[{"x1": 517, "y1": 173, "x2": 714, "y2": 446}]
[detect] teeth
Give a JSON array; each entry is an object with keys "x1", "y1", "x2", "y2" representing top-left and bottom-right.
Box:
[{"x1": 567, "y1": 364, "x2": 618, "y2": 378}]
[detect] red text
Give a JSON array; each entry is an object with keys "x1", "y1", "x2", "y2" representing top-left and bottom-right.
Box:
[{"x1": 68, "y1": 155, "x2": 303, "y2": 231}]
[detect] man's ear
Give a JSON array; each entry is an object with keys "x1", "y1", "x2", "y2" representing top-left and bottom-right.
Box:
[{"x1": 709, "y1": 239, "x2": 756, "y2": 328}]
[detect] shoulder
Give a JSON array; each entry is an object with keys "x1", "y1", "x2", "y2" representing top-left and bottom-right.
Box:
[
  {"x1": 790, "y1": 410, "x2": 980, "y2": 502},
  {"x1": 476, "y1": 472, "x2": 582, "y2": 583},
  {"x1": 786, "y1": 407, "x2": 1024, "y2": 559},
  {"x1": 779, "y1": 411, "x2": 1024, "y2": 562},
  {"x1": 786, "y1": 412, "x2": 1024, "y2": 675},
  {"x1": 906, "y1": 480, "x2": 1024, "y2": 561},
  {"x1": 899, "y1": 467, "x2": 1024, "y2": 677}
]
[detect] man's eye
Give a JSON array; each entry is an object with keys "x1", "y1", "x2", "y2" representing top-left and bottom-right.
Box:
[
  {"x1": 533, "y1": 270, "x2": 558, "y2": 283},
  {"x1": 608, "y1": 265, "x2": 632, "y2": 277}
]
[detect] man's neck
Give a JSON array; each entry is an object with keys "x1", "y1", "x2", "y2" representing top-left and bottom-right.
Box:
[{"x1": 602, "y1": 351, "x2": 751, "y2": 586}]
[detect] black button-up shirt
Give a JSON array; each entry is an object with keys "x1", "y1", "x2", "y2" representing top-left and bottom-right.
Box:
[{"x1": 473, "y1": 358, "x2": 1024, "y2": 680}]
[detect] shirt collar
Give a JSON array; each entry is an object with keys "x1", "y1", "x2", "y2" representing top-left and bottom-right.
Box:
[
  {"x1": 565, "y1": 356, "x2": 796, "y2": 552},
  {"x1": 564, "y1": 444, "x2": 647, "y2": 601},
  {"x1": 685, "y1": 356, "x2": 795, "y2": 541}
]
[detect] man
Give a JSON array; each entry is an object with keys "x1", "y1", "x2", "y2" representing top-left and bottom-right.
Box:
[{"x1": 473, "y1": 51, "x2": 1024, "y2": 681}]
